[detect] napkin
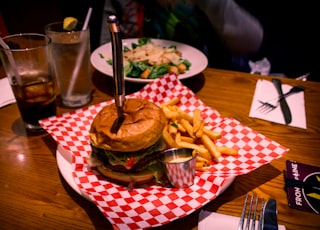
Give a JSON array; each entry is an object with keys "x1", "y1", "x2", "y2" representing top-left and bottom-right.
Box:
[
  {"x1": 198, "y1": 210, "x2": 286, "y2": 230},
  {"x1": 0, "y1": 78, "x2": 15, "y2": 108},
  {"x1": 249, "y1": 79, "x2": 306, "y2": 129}
]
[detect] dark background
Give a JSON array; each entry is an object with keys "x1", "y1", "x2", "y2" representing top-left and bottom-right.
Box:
[
  {"x1": 1, "y1": 0, "x2": 319, "y2": 81},
  {"x1": 236, "y1": 0, "x2": 319, "y2": 81},
  {"x1": 0, "y1": 0, "x2": 105, "y2": 51}
]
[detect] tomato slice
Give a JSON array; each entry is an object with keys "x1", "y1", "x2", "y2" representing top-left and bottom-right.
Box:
[{"x1": 125, "y1": 156, "x2": 135, "y2": 168}]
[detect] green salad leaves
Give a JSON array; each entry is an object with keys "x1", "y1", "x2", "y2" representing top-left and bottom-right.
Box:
[{"x1": 102, "y1": 38, "x2": 191, "y2": 80}]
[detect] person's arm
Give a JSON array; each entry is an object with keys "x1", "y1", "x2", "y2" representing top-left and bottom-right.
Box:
[{"x1": 191, "y1": 0, "x2": 264, "y2": 54}]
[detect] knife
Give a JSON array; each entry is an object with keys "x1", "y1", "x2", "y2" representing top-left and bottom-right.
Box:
[
  {"x1": 108, "y1": 15, "x2": 126, "y2": 133},
  {"x1": 272, "y1": 78, "x2": 292, "y2": 124},
  {"x1": 263, "y1": 198, "x2": 278, "y2": 230}
]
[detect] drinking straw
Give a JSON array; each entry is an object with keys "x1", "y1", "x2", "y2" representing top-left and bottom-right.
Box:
[
  {"x1": 0, "y1": 37, "x2": 22, "y2": 85},
  {"x1": 66, "y1": 7, "x2": 92, "y2": 99}
]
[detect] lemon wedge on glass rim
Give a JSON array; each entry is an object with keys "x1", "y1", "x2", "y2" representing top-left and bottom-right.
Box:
[{"x1": 63, "y1": 17, "x2": 78, "y2": 31}]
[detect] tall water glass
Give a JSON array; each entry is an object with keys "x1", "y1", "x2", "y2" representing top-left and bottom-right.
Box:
[
  {"x1": 45, "y1": 22, "x2": 91, "y2": 107},
  {"x1": 0, "y1": 33, "x2": 56, "y2": 131}
]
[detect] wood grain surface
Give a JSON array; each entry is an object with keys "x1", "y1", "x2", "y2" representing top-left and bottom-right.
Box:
[{"x1": 0, "y1": 67, "x2": 319, "y2": 230}]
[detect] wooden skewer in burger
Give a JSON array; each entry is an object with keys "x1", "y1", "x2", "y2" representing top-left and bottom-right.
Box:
[{"x1": 88, "y1": 15, "x2": 167, "y2": 187}]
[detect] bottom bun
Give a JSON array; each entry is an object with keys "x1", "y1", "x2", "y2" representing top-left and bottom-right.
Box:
[{"x1": 96, "y1": 165, "x2": 155, "y2": 186}]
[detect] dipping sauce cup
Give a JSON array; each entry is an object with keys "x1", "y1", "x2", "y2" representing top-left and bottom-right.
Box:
[
  {"x1": 159, "y1": 148, "x2": 197, "y2": 188},
  {"x1": 0, "y1": 33, "x2": 56, "y2": 132}
]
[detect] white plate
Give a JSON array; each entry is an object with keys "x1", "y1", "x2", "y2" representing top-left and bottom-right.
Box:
[
  {"x1": 56, "y1": 145, "x2": 90, "y2": 200},
  {"x1": 90, "y1": 38, "x2": 208, "y2": 83},
  {"x1": 56, "y1": 145, "x2": 234, "y2": 201}
]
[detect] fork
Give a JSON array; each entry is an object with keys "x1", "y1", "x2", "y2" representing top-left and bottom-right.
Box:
[
  {"x1": 257, "y1": 85, "x2": 304, "y2": 113},
  {"x1": 237, "y1": 193, "x2": 265, "y2": 230}
]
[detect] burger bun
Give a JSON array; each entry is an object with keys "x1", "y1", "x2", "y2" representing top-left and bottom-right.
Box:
[
  {"x1": 96, "y1": 165, "x2": 155, "y2": 185},
  {"x1": 90, "y1": 98, "x2": 166, "y2": 152}
]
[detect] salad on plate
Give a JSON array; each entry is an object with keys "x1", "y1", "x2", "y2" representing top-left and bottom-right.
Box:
[{"x1": 102, "y1": 37, "x2": 191, "y2": 79}]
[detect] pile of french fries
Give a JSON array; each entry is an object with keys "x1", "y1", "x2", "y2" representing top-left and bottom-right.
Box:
[{"x1": 160, "y1": 98, "x2": 238, "y2": 171}]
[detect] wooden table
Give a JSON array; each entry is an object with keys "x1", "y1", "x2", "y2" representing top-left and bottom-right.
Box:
[{"x1": 0, "y1": 68, "x2": 319, "y2": 230}]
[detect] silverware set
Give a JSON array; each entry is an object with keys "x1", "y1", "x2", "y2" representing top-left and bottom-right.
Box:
[
  {"x1": 238, "y1": 193, "x2": 278, "y2": 230},
  {"x1": 257, "y1": 85, "x2": 304, "y2": 113},
  {"x1": 257, "y1": 78, "x2": 304, "y2": 125}
]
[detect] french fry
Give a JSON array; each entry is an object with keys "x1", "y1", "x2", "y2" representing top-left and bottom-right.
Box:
[
  {"x1": 175, "y1": 132, "x2": 181, "y2": 143},
  {"x1": 167, "y1": 105, "x2": 179, "y2": 112},
  {"x1": 160, "y1": 99, "x2": 237, "y2": 170},
  {"x1": 195, "y1": 120, "x2": 205, "y2": 138},
  {"x1": 201, "y1": 134, "x2": 221, "y2": 160},
  {"x1": 193, "y1": 109, "x2": 202, "y2": 133},
  {"x1": 195, "y1": 161, "x2": 205, "y2": 167},
  {"x1": 160, "y1": 97, "x2": 180, "y2": 108},
  {"x1": 162, "y1": 106, "x2": 180, "y2": 120},
  {"x1": 180, "y1": 111, "x2": 193, "y2": 123},
  {"x1": 176, "y1": 123, "x2": 186, "y2": 133},
  {"x1": 217, "y1": 146, "x2": 239, "y2": 156},
  {"x1": 162, "y1": 128, "x2": 178, "y2": 148},
  {"x1": 197, "y1": 152, "x2": 211, "y2": 165},
  {"x1": 180, "y1": 136, "x2": 194, "y2": 143},
  {"x1": 177, "y1": 141, "x2": 208, "y2": 155},
  {"x1": 180, "y1": 119, "x2": 195, "y2": 138},
  {"x1": 203, "y1": 128, "x2": 222, "y2": 140},
  {"x1": 196, "y1": 162, "x2": 209, "y2": 171},
  {"x1": 192, "y1": 149, "x2": 198, "y2": 157}
]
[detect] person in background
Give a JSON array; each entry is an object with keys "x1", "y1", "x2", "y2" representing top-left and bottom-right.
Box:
[
  {"x1": 99, "y1": 0, "x2": 264, "y2": 72},
  {"x1": 236, "y1": 0, "x2": 319, "y2": 81}
]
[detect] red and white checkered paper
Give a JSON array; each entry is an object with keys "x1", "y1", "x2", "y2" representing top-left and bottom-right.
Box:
[{"x1": 40, "y1": 74, "x2": 288, "y2": 229}]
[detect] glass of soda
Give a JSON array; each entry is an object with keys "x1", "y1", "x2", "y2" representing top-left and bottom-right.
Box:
[{"x1": 0, "y1": 33, "x2": 56, "y2": 131}]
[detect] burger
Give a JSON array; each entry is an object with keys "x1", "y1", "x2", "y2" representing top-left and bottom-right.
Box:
[{"x1": 88, "y1": 98, "x2": 167, "y2": 187}]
